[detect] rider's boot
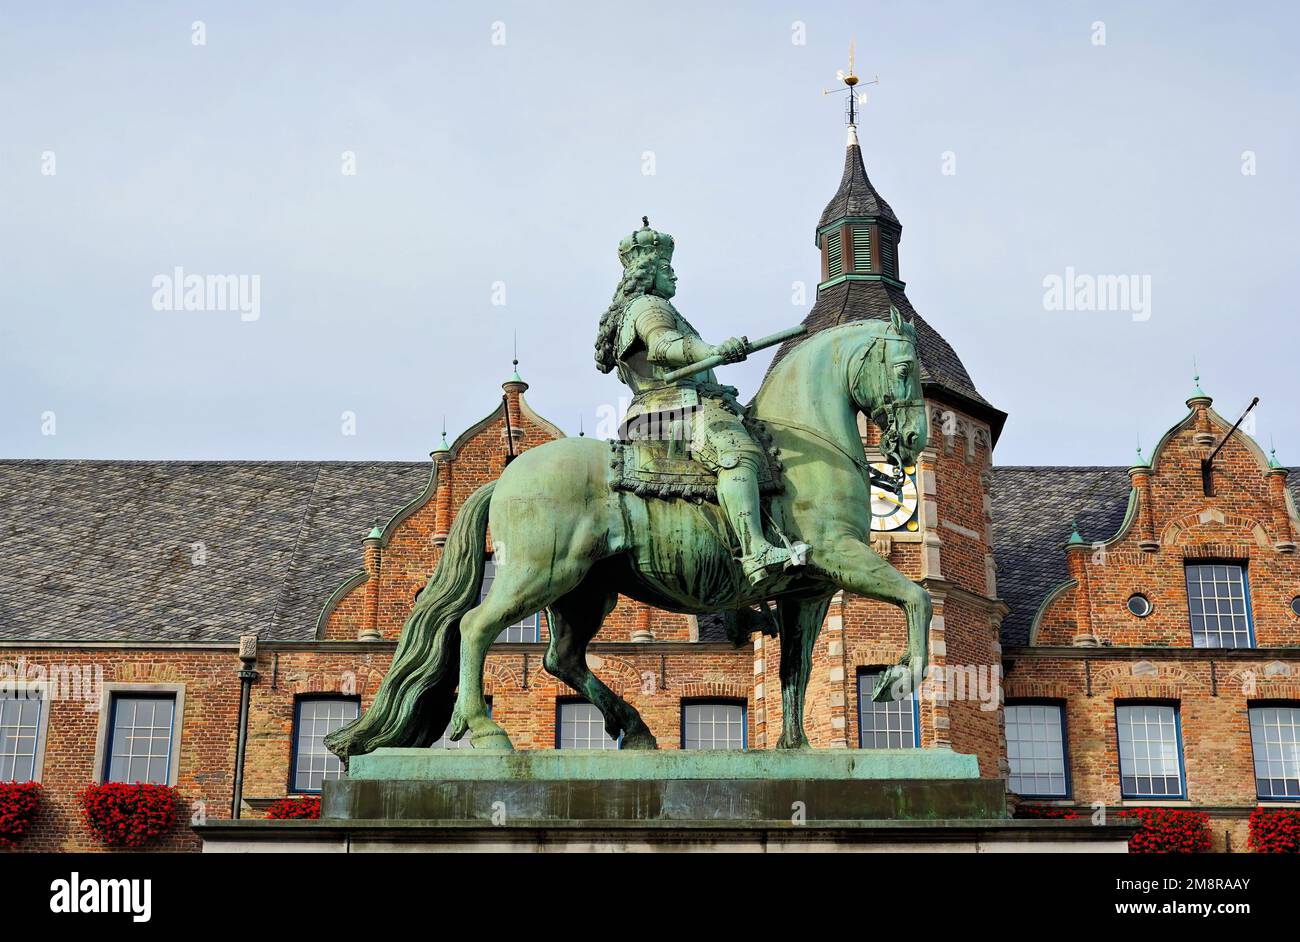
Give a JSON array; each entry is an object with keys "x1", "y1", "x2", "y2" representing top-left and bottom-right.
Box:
[{"x1": 717, "y1": 459, "x2": 800, "y2": 587}]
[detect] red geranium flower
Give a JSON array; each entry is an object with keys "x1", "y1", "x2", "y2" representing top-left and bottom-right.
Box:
[
  {"x1": 1248, "y1": 808, "x2": 1300, "y2": 853},
  {"x1": 0, "y1": 781, "x2": 43, "y2": 848},
  {"x1": 79, "y1": 782, "x2": 179, "y2": 848},
  {"x1": 264, "y1": 796, "x2": 322, "y2": 820}
]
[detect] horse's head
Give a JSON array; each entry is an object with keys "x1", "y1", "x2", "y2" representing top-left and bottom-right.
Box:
[{"x1": 850, "y1": 306, "x2": 928, "y2": 471}]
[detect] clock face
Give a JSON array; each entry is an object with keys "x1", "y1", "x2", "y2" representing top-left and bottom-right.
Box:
[{"x1": 869, "y1": 462, "x2": 919, "y2": 532}]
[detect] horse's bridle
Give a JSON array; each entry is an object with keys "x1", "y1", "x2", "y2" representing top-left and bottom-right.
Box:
[{"x1": 849, "y1": 332, "x2": 925, "y2": 494}]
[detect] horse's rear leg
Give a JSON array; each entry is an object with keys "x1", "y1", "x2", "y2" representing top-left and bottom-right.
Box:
[
  {"x1": 543, "y1": 582, "x2": 658, "y2": 750},
  {"x1": 454, "y1": 560, "x2": 588, "y2": 750}
]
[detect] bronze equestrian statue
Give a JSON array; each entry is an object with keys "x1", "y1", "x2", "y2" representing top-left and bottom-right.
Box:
[{"x1": 328, "y1": 221, "x2": 929, "y2": 757}]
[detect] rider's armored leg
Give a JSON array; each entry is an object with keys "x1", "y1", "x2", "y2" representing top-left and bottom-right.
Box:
[{"x1": 717, "y1": 454, "x2": 791, "y2": 586}]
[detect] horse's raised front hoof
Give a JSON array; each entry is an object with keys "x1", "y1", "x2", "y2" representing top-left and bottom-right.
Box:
[{"x1": 620, "y1": 729, "x2": 658, "y2": 750}]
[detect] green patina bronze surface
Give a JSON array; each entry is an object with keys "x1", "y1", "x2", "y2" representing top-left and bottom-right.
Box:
[
  {"x1": 348, "y1": 747, "x2": 978, "y2": 781},
  {"x1": 326, "y1": 223, "x2": 930, "y2": 761},
  {"x1": 325, "y1": 750, "x2": 995, "y2": 823}
]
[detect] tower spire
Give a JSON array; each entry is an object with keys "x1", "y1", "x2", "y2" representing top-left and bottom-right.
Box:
[
  {"x1": 766, "y1": 40, "x2": 1007, "y2": 445},
  {"x1": 817, "y1": 42, "x2": 895, "y2": 250}
]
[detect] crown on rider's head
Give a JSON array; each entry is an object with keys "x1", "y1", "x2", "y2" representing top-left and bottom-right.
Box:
[{"x1": 618, "y1": 215, "x2": 675, "y2": 270}]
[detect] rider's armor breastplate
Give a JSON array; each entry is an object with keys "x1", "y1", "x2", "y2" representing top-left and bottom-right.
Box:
[{"x1": 614, "y1": 296, "x2": 716, "y2": 441}]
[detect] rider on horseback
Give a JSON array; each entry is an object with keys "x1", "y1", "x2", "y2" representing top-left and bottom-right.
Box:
[{"x1": 596, "y1": 219, "x2": 801, "y2": 586}]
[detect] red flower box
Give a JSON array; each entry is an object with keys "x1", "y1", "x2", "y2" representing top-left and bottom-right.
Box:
[
  {"x1": 1116, "y1": 807, "x2": 1211, "y2": 853},
  {"x1": 0, "y1": 781, "x2": 43, "y2": 848},
  {"x1": 265, "y1": 796, "x2": 321, "y2": 819},
  {"x1": 1014, "y1": 804, "x2": 1082, "y2": 820},
  {"x1": 79, "y1": 782, "x2": 179, "y2": 848},
  {"x1": 1017, "y1": 804, "x2": 1211, "y2": 852},
  {"x1": 1248, "y1": 807, "x2": 1300, "y2": 853}
]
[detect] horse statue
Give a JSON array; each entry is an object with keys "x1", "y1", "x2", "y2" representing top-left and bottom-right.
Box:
[{"x1": 326, "y1": 307, "x2": 929, "y2": 758}]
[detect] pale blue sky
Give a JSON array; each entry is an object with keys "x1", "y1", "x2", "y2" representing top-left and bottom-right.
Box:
[{"x1": 1, "y1": 1, "x2": 1296, "y2": 465}]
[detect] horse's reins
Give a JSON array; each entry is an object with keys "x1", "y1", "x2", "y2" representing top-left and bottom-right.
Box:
[
  {"x1": 761, "y1": 415, "x2": 878, "y2": 478},
  {"x1": 763, "y1": 333, "x2": 922, "y2": 488}
]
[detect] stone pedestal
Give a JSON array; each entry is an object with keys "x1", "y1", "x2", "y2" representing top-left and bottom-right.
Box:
[
  {"x1": 195, "y1": 748, "x2": 1135, "y2": 852},
  {"x1": 326, "y1": 748, "x2": 998, "y2": 823}
]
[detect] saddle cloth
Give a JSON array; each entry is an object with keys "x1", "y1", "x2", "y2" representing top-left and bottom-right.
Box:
[{"x1": 607, "y1": 414, "x2": 783, "y2": 504}]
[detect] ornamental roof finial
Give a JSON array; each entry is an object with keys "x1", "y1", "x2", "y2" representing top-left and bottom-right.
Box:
[
  {"x1": 1067, "y1": 517, "x2": 1085, "y2": 545},
  {"x1": 822, "y1": 38, "x2": 878, "y2": 132},
  {"x1": 432, "y1": 416, "x2": 450, "y2": 454}
]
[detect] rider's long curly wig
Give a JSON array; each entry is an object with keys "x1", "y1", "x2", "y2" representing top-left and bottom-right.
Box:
[{"x1": 595, "y1": 254, "x2": 658, "y2": 374}]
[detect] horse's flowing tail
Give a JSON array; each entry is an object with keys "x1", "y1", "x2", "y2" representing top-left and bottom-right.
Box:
[{"x1": 324, "y1": 482, "x2": 495, "y2": 763}]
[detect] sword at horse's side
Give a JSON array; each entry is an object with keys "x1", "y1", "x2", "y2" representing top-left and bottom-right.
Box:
[{"x1": 660, "y1": 324, "x2": 806, "y2": 383}]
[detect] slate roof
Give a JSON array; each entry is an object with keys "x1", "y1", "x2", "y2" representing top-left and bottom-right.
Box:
[
  {"x1": 2, "y1": 457, "x2": 1293, "y2": 647},
  {"x1": 770, "y1": 278, "x2": 1001, "y2": 430},
  {"x1": 990, "y1": 467, "x2": 1300, "y2": 646},
  {"x1": 0, "y1": 459, "x2": 734, "y2": 645},
  {"x1": 0, "y1": 460, "x2": 427, "y2": 643},
  {"x1": 815, "y1": 140, "x2": 899, "y2": 232},
  {"x1": 989, "y1": 467, "x2": 1134, "y2": 646}
]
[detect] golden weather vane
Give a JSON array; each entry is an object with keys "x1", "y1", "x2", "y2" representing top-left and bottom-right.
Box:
[{"x1": 822, "y1": 38, "x2": 878, "y2": 126}]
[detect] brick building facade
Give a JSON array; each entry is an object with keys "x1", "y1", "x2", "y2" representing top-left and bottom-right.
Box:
[{"x1": 2, "y1": 128, "x2": 1296, "y2": 852}]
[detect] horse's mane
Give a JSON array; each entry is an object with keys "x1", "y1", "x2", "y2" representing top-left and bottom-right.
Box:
[{"x1": 752, "y1": 319, "x2": 900, "y2": 406}]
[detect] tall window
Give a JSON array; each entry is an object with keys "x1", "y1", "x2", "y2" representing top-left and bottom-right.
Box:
[
  {"x1": 1249, "y1": 704, "x2": 1300, "y2": 800},
  {"x1": 0, "y1": 693, "x2": 43, "y2": 783},
  {"x1": 481, "y1": 556, "x2": 541, "y2": 642},
  {"x1": 557, "y1": 701, "x2": 618, "y2": 750},
  {"x1": 431, "y1": 698, "x2": 492, "y2": 749},
  {"x1": 105, "y1": 694, "x2": 177, "y2": 785},
  {"x1": 1004, "y1": 703, "x2": 1069, "y2": 798},
  {"x1": 857, "y1": 669, "x2": 919, "y2": 749},
  {"x1": 1185, "y1": 563, "x2": 1254, "y2": 648},
  {"x1": 1116, "y1": 703, "x2": 1185, "y2": 799},
  {"x1": 682, "y1": 702, "x2": 746, "y2": 750},
  {"x1": 292, "y1": 697, "x2": 359, "y2": 792}
]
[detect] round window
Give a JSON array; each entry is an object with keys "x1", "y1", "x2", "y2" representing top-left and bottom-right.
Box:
[
  {"x1": 1127, "y1": 593, "x2": 1152, "y2": 617},
  {"x1": 1291, "y1": 596, "x2": 1300, "y2": 618}
]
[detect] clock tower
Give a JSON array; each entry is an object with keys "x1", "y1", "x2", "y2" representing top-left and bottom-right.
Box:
[{"x1": 757, "y1": 96, "x2": 1009, "y2": 777}]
